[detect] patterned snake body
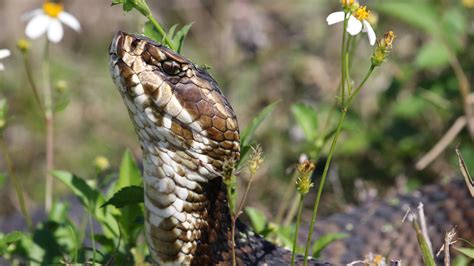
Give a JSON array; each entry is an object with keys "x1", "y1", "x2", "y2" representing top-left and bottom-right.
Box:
[
  {"x1": 109, "y1": 32, "x2": 473, "y2": 265},
  {"x1": 109, "y1": 31, "x2": 243, "y2": 265}
]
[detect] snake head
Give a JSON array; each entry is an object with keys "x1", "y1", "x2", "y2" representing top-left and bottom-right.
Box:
[{"x1": 109, "y1": 31, "x2": 240, "y2": 176}]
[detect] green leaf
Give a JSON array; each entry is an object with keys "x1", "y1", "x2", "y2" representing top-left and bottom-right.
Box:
[
  {"x1": 311, "y1": 233, "x2": 348, "y2": 258},
  {"x1": 102, "y1": 186, "x2": 144, "y2": 208},
  {"x1": 454, "y1": 247, "x2": 474, "y2": 259},
  {"x1": 111, "y1": 0, "x2": 125, "y2": 5},
  {"x1": 0, "y1": 98, "x2": 8, "y2": 130},
  {"x1": 53, "y1": 171, "x2": 100, "y2": 211},
  {"x1": 173, "y1": 23, "x2": 193, "y2": 53},
  {"x1": 53, "y1": 89, "x2": 70, "y2": 113},
  {"x1": 48, "y1": 201, "x2": 70, "y2": 223},
  {"x1": 393, "y1": 95, "x2": 428, "y2": 118},
  {"x1": 273, "y1": 224, "x2": 295, "y2": 249},
  {"x1": 0, "y1": 172, "x2": 6, "y2": 189},
  {"x1": 0, "y1": 231, "x2": 25, "y2": 246},
  {"x1": 245, "y1": 207, "x2": 267, "y2": 234},
  {"x1": 123, "y1": 2, "x2": 134, "y2": 12},
  {"x1": 374, "y1": 2, "x2": 439, "y2": 36},
  {"x1": 167, "y1": 24, "x2": 178, "y2": 41},
  {"x1": 291, "y1": 103, "x2": 319, "y2": 142},
  {"x1": 413, "y1": 218, "x2": 436, "y2": 266},
  {"x1": 241, "y1": 101, "x2": 280, "y2": 148},
  {"x1": 144, "y1": 21, "x2": 164, "y2": 43},
  {"x1": 415, "y1": 41, "x2": 450, "y2": 69},
  {"x1": 441, "y1": 7, "x2": 467, "y2": 51},
  {"x1": 114, "y1": 150, "x2": 142, "y2": 193}
]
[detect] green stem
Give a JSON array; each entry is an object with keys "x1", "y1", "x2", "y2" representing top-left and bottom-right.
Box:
[
  {"x1": 340, "y1": 12, "x2": 349, "y2": 103},
  {"x1": 303, "y1": 108, "x2": 347, "y2": 265},
  {"x1": 0, "y1": 139, "x2": 33, "y2": 231},
  {"x1": 346, "y1": 65, "x2": 375, "y2": 108},
  {"x1": 21, "y1": 53, "x2": 44, "y2": 112},
  {"x1": 43, "y1": 39, "x2": 54, "y2": 212},
  {"x1": 89, "y1": 213, "x2": 96, "y2": 265},
  {"x1": 291, "y1": 194, "x2": 304, "y2": 266},
  {"x1": 344, "y1": 37, "x2": 353, "y2": 96},
  {"x1": 225, "y1": 176, "x2": 237, "y2": 266},
  {"x1": 303, "y1": 66, "x2": 376, "y2": 265},
  {"x1": 147, "y1": 15, "x2": 176, "y2": 51}
]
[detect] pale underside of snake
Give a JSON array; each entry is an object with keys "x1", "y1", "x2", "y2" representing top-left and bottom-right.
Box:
[{"x1": 109, "y1": 31, "x2": 474, "y2": 265}]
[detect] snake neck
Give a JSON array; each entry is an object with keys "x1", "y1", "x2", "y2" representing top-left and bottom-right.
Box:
[{"x1": 142, "y1": 144, "x2": 234, "y2": 265}]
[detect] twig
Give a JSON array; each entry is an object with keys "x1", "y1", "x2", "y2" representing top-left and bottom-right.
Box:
[
  {"x1": 435, "y1": 227, "x2": 457, "y2": 266},
  {"x1": 417, "y1": 203, "x2": 433, "y2": 255},
  {"x1": 415, "y1": 116, "x2": 466, "y2": 170},
  {"x1": 455, "y1": 146, "x2": 474, "y2": 197}
]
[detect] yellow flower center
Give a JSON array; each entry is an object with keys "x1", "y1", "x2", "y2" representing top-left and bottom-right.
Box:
[
  {"x1": 43, "y1": 2, "x2": 63, "y2": 18},
  {"x1": 463, "y1": 0, "x2": 474, "y2": 8},
  {"x1": 354, "y1": 6, "x2": 370, "y2": 21},
  {"x1": 384, "y1": 31, "x2": 396, "y2": 48}
]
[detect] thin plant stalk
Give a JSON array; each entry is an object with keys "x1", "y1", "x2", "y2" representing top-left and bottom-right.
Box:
[
  {"x1": 43, "y1": 39, "x2": 54, "y2": 212},
  {"x1": 147, "y1": 15, "x2": 175, "y2": 51},
  {"x1": 303, "y1": 67, "x2": 375, "y2": 265},
  {"x1": 340, "y1": 12, "x2": 349, "y2": 103},
  {"x1": 291, "y1": 194, "x2": 304, "y2": 266},
  {"x1": 230, "y1": 171, "x2": 255, "y2": 266},
  {"x1": 21, "y1": 54, "x2": 44, "y2": 112},
  {"x1": 88, "y1": 213, "x2": 97, "y2": 265},
  {"x1": 0, "y1": 139, "x2": 33, "y2": 231}
]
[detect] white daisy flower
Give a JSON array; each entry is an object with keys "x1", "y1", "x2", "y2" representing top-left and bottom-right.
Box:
[
  {"x1": 23, "y1": 1, "x2": 81, "y2": 43},
  {"x1": 0, "y1": 49, "x2": 11, "y2": 71},
  {"x1": 326, "y1": 6, "x2": 376, "y2": 46}
]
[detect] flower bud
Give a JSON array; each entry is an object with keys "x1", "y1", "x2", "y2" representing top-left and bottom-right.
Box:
[
  {"x1": 296, "y1": 160, "x2": 315, "y2": 195},
  {"x1": 371, "y1": 31, "x2": 396, "y2": 67},
  {"x1": 248, "y1": 144, "x2": 264, "y2": 175},
  {"x1": 94, "y1": 156, "x2": 110, "y2": 171},
  {"x1": 17, "y1": 38, "x2": 30, "y2": 54}
]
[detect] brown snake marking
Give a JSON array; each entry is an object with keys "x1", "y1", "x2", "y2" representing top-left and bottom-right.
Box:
[{"x1": 109, "y1": 31, "x2": 473, "y2": 265}]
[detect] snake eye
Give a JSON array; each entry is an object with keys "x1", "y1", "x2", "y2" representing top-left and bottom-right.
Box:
[{"x1": 163, "y1": 60, "x2": 181, "y2": 75}]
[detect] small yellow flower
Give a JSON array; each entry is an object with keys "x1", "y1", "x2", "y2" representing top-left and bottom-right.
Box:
[
  {"x1": 43, "y1": 2, "x2": 63, "y2": 17},
  {"x1": 94, "y1": 156, "x2": 110, "y2": 171},
  {"x1": 296, "y1": 160, "x2": 315, "y2": 195},
  {"x1": 383, "y1": 31, "x2": 396, "y2": 48},
  {"x1": 327, "y1": 5, "x2": 376, "y2": 45},
  {"x1": 463, "y1": 0, "x2": 474, "y2": 8},
  {"x1": 23, "y1": 0, "x2": 81, "y2": 43},
  {"x1": 16, "y1": 39, "x2": 31, "y2": 54},
  {"x1": 354, "y1": 6, "x2": 370, "y2": 21},
  {"x1": 371, "y1": 31, "x2": 396, "y2": 67},
  {"x1": 248, "y1": 145, "x2": 264, "y2": 175},
  {"x1": 341, "y1": 0, "x2": 355, "y2": 8}
]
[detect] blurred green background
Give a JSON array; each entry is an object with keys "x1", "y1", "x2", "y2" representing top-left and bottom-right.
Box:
[{"x1": 0, "y1": 0, "x2": 473, "y2": 219}]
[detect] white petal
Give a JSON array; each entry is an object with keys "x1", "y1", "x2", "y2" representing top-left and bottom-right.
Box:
[
  {"x1": 21, "y1": 9, "x2": 43, "y2": 21},
  {"x1": 363, "y1": 20, "x2": 376, "y2": 46},
  {"x1": 58, "y1": 12, "x2": 81, "y2": 32},
  {"x1": 47, "y1": 19, "x2": 64, "y2": 43},
  {"x1": 25, "y1": 15, "x2": 51, "y2": 39},
  {"x1": 326, "y1": 12, "x2": 346, "y2": 25},
  {"x1": 0, "y1": 63, "x2": 4, "y2": 71},
  {"x1": 346, "y1": 16, "x2": 362, "y2": 35},
  {"x1": 0, "y1": 49, "x2": 11, "y2": 59}
]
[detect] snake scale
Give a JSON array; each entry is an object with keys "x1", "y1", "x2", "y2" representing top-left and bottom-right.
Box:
[{"x1": 109, "y1": 31, "x2": 473, "y2": 265}]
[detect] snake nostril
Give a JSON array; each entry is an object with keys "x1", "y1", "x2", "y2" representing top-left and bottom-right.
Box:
[{"x1": 163, "y1": 60, "x2": 181, "y2": 75}]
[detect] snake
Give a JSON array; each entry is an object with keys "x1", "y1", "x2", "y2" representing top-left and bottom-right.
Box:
[{"x1": 109, "y1": 31, "x2": 474, "y2": 265}]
